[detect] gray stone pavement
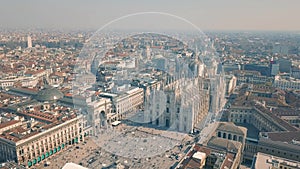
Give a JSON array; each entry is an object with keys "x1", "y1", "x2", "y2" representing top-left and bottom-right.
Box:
[{"x1": 35, "y1": 123, "x2": 194, "y2": 169}]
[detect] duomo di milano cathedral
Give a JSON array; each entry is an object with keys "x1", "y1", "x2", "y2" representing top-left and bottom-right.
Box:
[
  {"x1": 78, "y1": 34, "x2": 226, "y2": 134},
  {"x1": 80, "y1": 50, "x2": 227, "y2": 134},
  {"x1": 142, "y1": 54, "x2": 226, "y2": 133}
]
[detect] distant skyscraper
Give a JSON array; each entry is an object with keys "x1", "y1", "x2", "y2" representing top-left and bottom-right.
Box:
[
  {"x1": 27, "y1": 36, "x2": 32, "y2": 48},
  {"x1": 146, "y1": 45, "x2": 151, "y2": 59},
  {"x1": 269, "y1": 57, "x2": 280, "y2": 76},
  {"x1": 278, "y1": 58, "x2": 292, "y2": 73}
]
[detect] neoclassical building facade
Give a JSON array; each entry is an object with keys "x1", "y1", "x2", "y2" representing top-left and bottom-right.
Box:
[
  {"x1": 0, "y1": 115, "x2": 84, "y2": 168},
  {"x1": 227, "y1": 102, "x2": 298, "y2": 162},
  {"x1": 87, "y1": 98, "x2": 112, "y2": 133},
  {"x1": 228, "y1": 104, "x2": 297, "y2": 132}
]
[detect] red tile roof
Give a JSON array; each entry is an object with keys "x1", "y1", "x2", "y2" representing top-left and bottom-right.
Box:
[{"x1": 0, "y1": 120, "x2": 20, "y2": 129}]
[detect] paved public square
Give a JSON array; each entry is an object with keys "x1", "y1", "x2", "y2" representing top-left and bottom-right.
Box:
[{"x1": 35, "y1": 123, "x2": 194, "y2": 169}]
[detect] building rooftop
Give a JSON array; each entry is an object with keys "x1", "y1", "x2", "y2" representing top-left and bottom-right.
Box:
[
  {"x1": 217, "y1": 122, "x2": 245, "y2": 135},
  {"x1": 254, "y1": 104, "x2": 298, "y2": 132},
  {"x1": 0, "y1": 103, "x2": 79, "y2": 143},
  {"x1": 35, "y1": 87, "x2": 64, "y2": 101},
  {"x1": 207, "y1": 136, "x2": 242, "y2": 153},
  {"x1": 262, "y1": 131, "x2": 300, "y2": 143},
  {"x1": 273, "y1": 107, "x2": 300, "y2": 117},
  {"x1": 179, "y1": 144, "x2": 235, "y2": 169},
  {"x1": 0, "y1": 120, "x2": 20, "y2": 130},
  {"x1": 231, "y1": 98, "x2": 298, "y2": 132},
  {"x1": 252, "y1": 152, "x2": 300, "y2": 169}
]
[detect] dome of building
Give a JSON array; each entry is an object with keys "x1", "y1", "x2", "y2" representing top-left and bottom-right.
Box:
[{"x1": 35, "y1": 87, "x2": 63, "y2": 102}]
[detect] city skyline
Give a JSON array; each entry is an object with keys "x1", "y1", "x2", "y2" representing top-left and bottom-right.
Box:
[
  {"x1": 1, "y1": 1, "x2": 300, "y2": 168},
  {"x1": 1, "y1": 0, "x2": 300, "y2": 31}
]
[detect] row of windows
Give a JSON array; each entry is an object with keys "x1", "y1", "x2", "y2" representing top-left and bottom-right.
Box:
[
  {"x1": 231, "y1": 109, "x2": 251, "y2": 113},
  {"x1": 217, "y1": 131, "x2": 243, "y2": 142},
  {"x1": 279, "y1": 166, "x2": 295, "y2": 169},
  {"x1": 230, "y1": 113, "x2": 251, "y2": 118},
  {"x1": 18, "y1": 124, "x2": 78, "y2": 154},
  {"x1": 22, "y1": 132, "x2": 78, "y2": 160},
  {"x1": 245, "y1": 143, "x2": 258, "y2": 153},
  {"x1": 0, "y1": 82, "x2": 14, "y2": 87},
  {"x1": 259, "y1": 146, "x2": 300, "y2": 159}
]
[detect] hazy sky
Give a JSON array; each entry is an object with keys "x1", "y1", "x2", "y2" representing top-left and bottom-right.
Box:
[{"x1": 1, "y1": 0, "x2": 300, "y2": 31}]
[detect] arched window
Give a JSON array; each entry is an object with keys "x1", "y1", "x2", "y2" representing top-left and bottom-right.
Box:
[
  {"x1": 233, "y1": 135, "x2": 237, "y2": 141},
  {"x1": 166, "y1": 119, "x2": 170, "y2": 127},
  {"x1": 223, "y1": 133, "x2": 227, "y2": 139},
  {"x1": 228, "y1": 134, "x2": 232, "y2": 140},
  {"x1": 100, "y1": 111, "x2": 106, "y2": 126},
  {"x1": 218, "y1": 132, "x2": 221, "y2": 137}
]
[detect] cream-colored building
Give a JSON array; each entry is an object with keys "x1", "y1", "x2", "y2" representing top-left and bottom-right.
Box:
[
  {"x1": 257, "y1": 131, "x2": 300, "y2": 163},
  {"x1": 0, "y1": 69, "x2": 49, "y2": 89},
  {"x1": 215, "y1": 122, "x2": 247, "y2": 145},
  {"x1": 273, "y1": 75, "x2": 300, "y2": 90},
  {"x1": 87, "y1": 98, "x2": 113, "y2": 133},
  {"x1": 252, "y1": 152, "x2": 300, "y2": 169},
  {"x1": 100, "y1": 87, "x2": 144, "y2": 120},
  {"x1": 0, "y1": 115, "x2": 84, "y2": 168},
  {"x1": 227, "y1": 102, "x2": 298, "y2": 162},
  {"x1": 228, "y1": 104, "x2": 297, "y2": 132},
  {"x1": 115, "y1": 87, "x2": 144, "y2": 118},
  {"x1": 0, "y1": 120, "x2": 23, "y2": 134},
  {"x1": 206, "y1": 122, "x2": 247, "y2": 168}
]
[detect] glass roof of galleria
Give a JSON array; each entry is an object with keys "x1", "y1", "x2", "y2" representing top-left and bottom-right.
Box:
[{"x1": 35, "y1": 87, "x2": 63, "y2": 102}]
